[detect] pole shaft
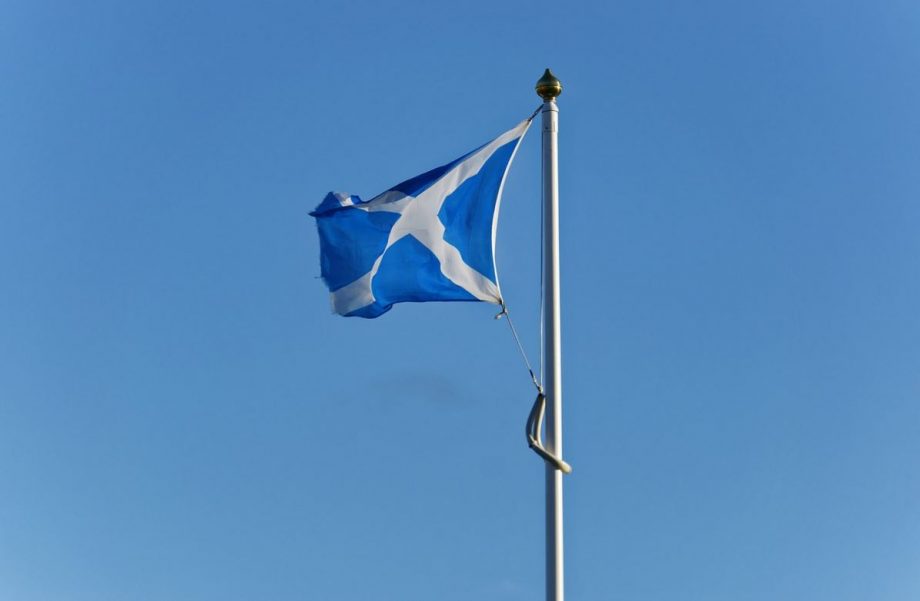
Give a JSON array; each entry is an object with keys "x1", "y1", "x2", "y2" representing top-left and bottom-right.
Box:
[{"x1": 541, "y1": 99, "x2": 564, "y2": 601}]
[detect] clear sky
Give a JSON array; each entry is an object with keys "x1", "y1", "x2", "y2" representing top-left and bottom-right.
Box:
[{"x1": 2, "y1": 1, "x2": 919, "y2": 599}]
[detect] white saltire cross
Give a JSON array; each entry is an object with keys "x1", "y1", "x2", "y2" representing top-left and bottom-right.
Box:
[{"x1": 330, "y1": 120, "x2": 530, "y2": 315}]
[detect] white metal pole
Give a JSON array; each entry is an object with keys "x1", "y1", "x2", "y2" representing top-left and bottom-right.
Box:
[{"x1": 536, "y1": 68, "x2": 564, "y2": 601}]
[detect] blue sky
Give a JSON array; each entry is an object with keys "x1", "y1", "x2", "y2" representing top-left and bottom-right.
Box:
[{"x1": 2, "y1": 1, "x2": 919, "y2": 599}]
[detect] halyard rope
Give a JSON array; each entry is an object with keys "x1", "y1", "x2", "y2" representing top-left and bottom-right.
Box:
[{"x1": 496, "y1": 304, "x2": 542, "y2": 393}]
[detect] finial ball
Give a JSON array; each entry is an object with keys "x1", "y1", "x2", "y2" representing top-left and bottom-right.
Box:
[{"x1": 535, "y1": 68, "x2": 562, "y2": 100}]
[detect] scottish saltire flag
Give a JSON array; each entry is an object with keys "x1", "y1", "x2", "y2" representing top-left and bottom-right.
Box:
[{"x1": 311, "y1": 118, "x2": 532, "y2": 318}]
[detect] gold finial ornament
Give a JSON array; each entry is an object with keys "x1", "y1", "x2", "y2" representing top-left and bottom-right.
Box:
[{"x1": 535, "y1": 68, "x2": 562, "y2": 100}]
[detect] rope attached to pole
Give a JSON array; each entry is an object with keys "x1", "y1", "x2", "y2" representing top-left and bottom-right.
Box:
[
  {"x1": 496, "y1": 303, "x2": 571, "y2": 474},
  {"x1": 495, "y1": 303, "x2": 541, "y2": 393}
]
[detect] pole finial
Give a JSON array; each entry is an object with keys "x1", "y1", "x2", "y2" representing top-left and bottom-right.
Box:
[{"x1": 535, "y1": 68, "x2": 562, "y2": 101}]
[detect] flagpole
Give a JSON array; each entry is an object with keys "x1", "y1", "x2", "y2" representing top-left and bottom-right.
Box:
[{"x1": 536, "y1": 68, "x2": 564, "y2": 601}]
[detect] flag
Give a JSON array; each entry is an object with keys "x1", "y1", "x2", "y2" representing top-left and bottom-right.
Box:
[{"x1": 311, "y1": 118, "x2": 532, "y2": 318}]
